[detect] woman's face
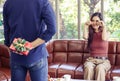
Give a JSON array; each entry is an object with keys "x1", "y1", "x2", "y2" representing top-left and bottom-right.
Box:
[{"x1": 91, "y1": 16, "x2": 101, "y2": 30}]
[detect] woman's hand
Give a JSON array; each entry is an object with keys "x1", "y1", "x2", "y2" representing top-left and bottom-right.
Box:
[
  {"x1": 99, "y1": 21, "x2": 105, "y2": 27},
  {"x1": 85, "y1": 21, "x2": 91, "y2": 26},
  {"x1": 83, "y1": 21, "x2": 91, "y2": 40},
  {"x1": 99, "y1": 21, "x2": 108, "y2": 41}
]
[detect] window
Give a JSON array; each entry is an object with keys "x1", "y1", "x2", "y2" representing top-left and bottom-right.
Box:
[
  {"x1": 51, "y1": 0, "x2": 120, "y2": 41},
  {"x1": 0, "y1": 7, "x2": 4, "y2": 44},
  {"x1": 0, "y1": 0, "x2": 120, "y2": 44}
]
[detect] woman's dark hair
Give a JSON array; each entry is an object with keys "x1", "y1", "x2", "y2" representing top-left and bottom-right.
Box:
[{"x1": 87, "y1": 12, "x2": 103, "y2": 50}]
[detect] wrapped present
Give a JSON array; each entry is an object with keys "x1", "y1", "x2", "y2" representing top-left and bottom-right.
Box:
[{"x1": 9, "y1": 38, "x2": 32, "y2": 56}]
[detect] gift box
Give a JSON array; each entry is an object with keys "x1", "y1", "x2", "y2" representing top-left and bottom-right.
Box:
[{"x1": 9, "y1": 38, "x2": 32, "y2": 56}]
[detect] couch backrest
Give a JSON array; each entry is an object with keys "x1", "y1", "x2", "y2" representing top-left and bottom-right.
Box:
[
  {"x1": 67, "y1": 40, "x2": 85, "y2": 64},
  {"x1": 0, "y1": 40, "x2": 120, "y2": 67},
  {"x1": 115, "y1": 42, "x2": 120, "y2": 66},
  {"x1": 47, "y1": 40, "x2": 87, "y2": 64},
  {"x1": 47, "y1": 40, "x2": 120, "y2": 66},
  {"x1": 53, "y1": 40, "x2": 68, "y2": 63},
  {"x1": 108, "y1": 41, "x2": 116, "y2": 65}
]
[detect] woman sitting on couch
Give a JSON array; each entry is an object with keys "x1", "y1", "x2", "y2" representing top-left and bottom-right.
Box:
[{"x1": 83, "y1": 12, "x2": 111, "y2": 81}]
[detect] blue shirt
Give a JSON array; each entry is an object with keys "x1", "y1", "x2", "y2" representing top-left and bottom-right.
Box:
[{"x1": 3, "y1": 0, "x2": 56, "y2": 65}]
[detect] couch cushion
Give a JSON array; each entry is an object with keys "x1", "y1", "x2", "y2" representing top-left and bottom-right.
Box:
[
  {"x1": 0, "y1": 57, "x2": 10, "y2": 68},
  {"x1": 57, "y1": 63, "x2": 79, "y2": 78},
  {"x1": 53, "y1": 40, "x2": 68, "y2": 63},
  {"x1": 74, "y1": 65, "x2": 84, "y2": 79},
  {"x1": 111, "y1": 66, "x2": 120, "y2": 80},
  {"x1": 116, "y1": 42, "x2": 120, "y2": 66},
  {"x1": 68, "y1": 40, "x2": 84, "y2": 52},
  {"x1": 0, "y1": 44, "x2": 10, "y2": 68},
  {"x1": 108, "y1": 54, "x2": 116, "y2": 66},
  {"x1": 67, "y1": 40, "x2": 84, "y2": 64},
  {"x1": 0, "y1": 71, "x2": 10, "y2": 81},
  {"x1": 53, "y1": 40, "x2": 68, "y2": 52},
  {"x1": 53, "y1": 52, "x2": 67, "y2": 63},
  {"x1": 116, "y1": 42, "x2": 120, "y2": 54},
  {"x1": 48, "y1": 53, "x2": 53, "y2": 64},
  {"x1": 0, "y1": 67, "x2": 11, "y2": 80},
  {"x1": 0, "y1": 44, "x2": 10, "y2": 58},
  {"x1": 68, "y1": 53, "x2": 83, "y2": 64},
  {"x1": 48, "y1": 63, "x2": 61, "y2": 78},
  {"x1": 108, "y1": 42, "x2": 116, "y2": 54},
  {"x1": 108, "y1": 42, "x2": 117, "y2": 66}
]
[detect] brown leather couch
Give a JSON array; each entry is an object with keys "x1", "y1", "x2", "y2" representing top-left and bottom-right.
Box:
[
  {"x1": 47, "y1": 39, "x2": 120, "y2": 81},
  {"x1": 1, "y1": 39, "x2": 120, "y2": 81}
]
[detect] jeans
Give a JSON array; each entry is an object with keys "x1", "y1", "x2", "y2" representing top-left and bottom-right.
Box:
[{"x1": 10, "y1": 57, "x2": 48, "y2": 81}]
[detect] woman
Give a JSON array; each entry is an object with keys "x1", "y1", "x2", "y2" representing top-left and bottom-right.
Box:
[{"x1": 83, "y1": 12, "x2": 111, "y2": 81}]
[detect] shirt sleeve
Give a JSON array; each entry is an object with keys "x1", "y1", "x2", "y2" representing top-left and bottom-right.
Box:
[
  {"x1": 39, "y1": 0, "x2": 56, "y2": 42},
  {"x1": 3, "y1": 2, "x2": 10, "y2": 47}
]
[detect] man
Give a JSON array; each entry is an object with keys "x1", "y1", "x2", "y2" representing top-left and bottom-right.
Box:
[{"x1": 3, "y1": 0, "x2": 56, "y2": 81}]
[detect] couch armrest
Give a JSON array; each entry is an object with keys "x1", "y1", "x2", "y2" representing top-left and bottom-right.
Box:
[
  {"x1": 0, "y1": 71, "x2": 9, "y2": 81},
  {"x1": 0, "y1": 44, "x2": 10, "y2": 68},
  {"x1": 46, "y1": 41, "x2": 54, "y2": 64},
  {"x1": 0, "y1": 61, "x2": 1, "y2": 67}
]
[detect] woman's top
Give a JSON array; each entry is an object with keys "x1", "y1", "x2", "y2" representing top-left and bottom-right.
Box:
[
  {"x1": 3, "y1": 0, "x2": 56, "y2": 65},
  {"x1": 90, "y1": 32, "x2": 108, "y2": 57}
]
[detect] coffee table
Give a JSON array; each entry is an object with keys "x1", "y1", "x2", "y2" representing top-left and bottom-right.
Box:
[
  {"x1": 52, "y1": 78, "x2": 96, "y2": 81},
  {"x1": 70, "y1": 79, "x2": 96, "y2": 81}
]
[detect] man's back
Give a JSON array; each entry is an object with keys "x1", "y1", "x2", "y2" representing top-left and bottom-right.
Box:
[{"x1": 3, "y1": 0, "x2": 56, "y2": 65}]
